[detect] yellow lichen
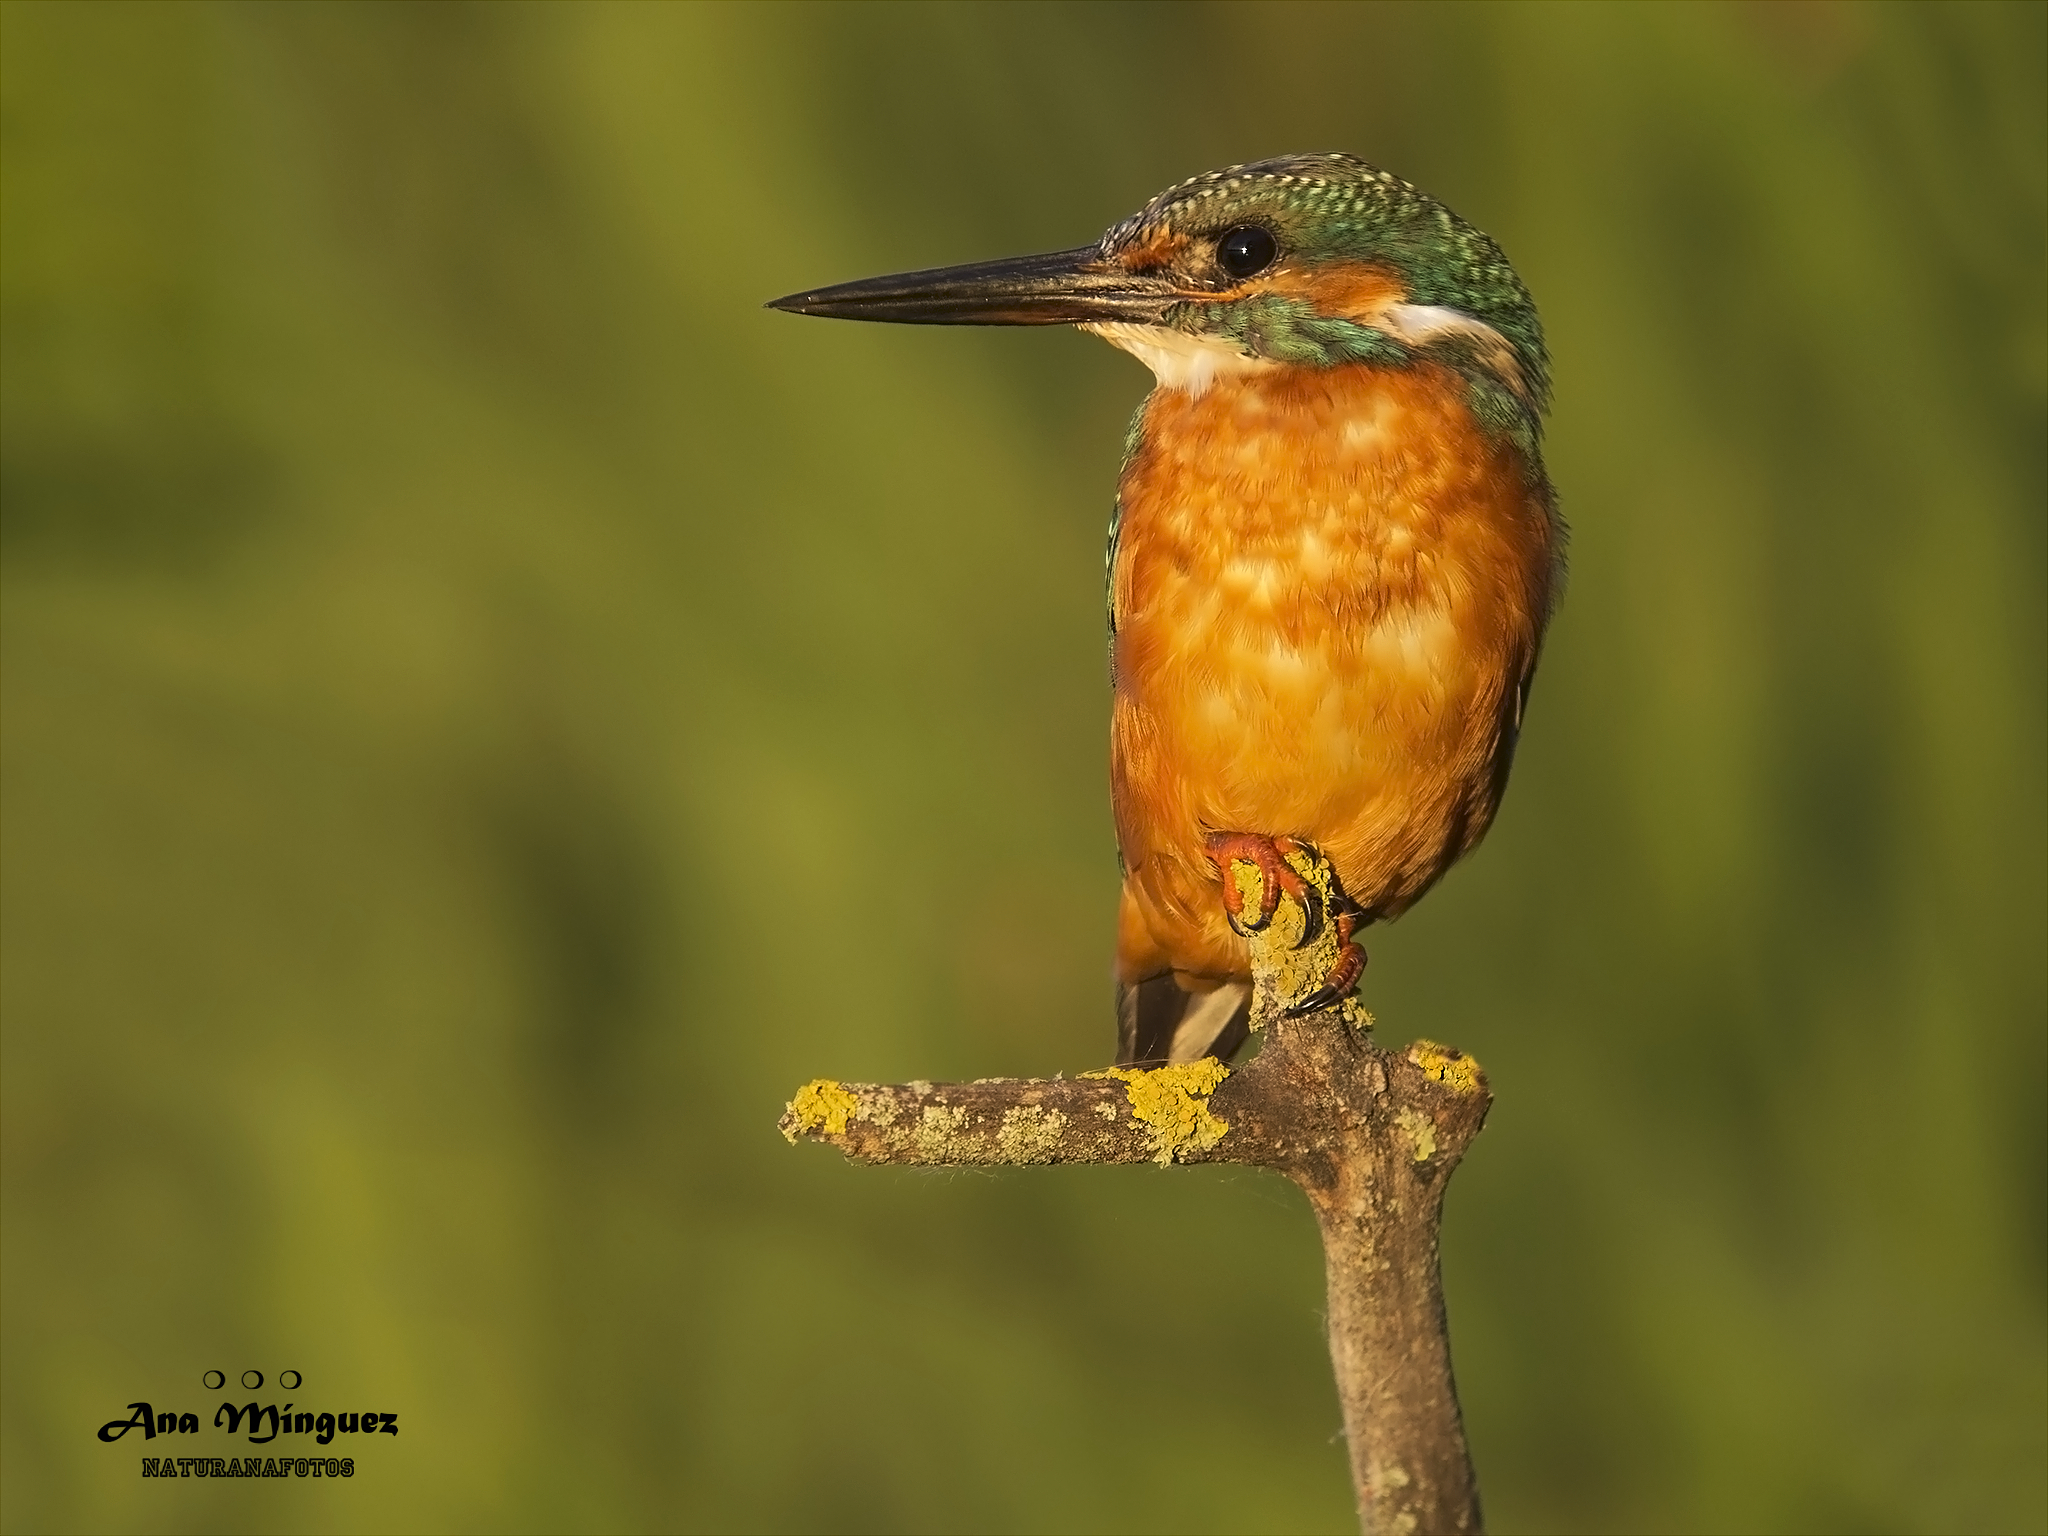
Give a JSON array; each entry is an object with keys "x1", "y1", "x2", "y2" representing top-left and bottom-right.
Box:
[
  {"x1": 910, "y1": 1101, "x2": 971, "y2": 1161},
  {"x1": 783, "y1": 1078, "x2": 859, "y2": 1143},
  {"x1": 1394, "y1": 1107, "x2": 1438, "y2": 1162},
  {"x1": 995, "y1": 1103, "x2": 1069, "y2": 1163},
  {"x1": 1088, "y1": 1060, "x2": 1231, "y2": 1165},
  {"x1": 1407, "y1": 1040, "x2": 1484, "y2": 1095}
]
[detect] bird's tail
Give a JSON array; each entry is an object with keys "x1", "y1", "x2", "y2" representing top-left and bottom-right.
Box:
[{"x1": 1115, "y1": 974, "x2": 1253, "y2": 1068}]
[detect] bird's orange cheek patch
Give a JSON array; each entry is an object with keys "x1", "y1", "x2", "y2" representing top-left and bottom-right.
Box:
[{"x1": 1250, "y1": 261, "x2": 1407, "y2": 321}]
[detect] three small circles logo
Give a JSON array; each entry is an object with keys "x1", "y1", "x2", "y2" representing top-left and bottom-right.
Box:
[
  {"x1": 100, "y1": 1369, "x2": 398, "y2": 1480},
  {"x1": 196, "y1": 1369, "x2": 304, "y2": 1391}
]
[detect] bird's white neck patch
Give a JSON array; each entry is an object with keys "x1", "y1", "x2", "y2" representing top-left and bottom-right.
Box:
[
  {"x1": 1082, "y1": 322, "x2": 1278, "y2": 397},
  {"x1": 1377, "y1": 304, "x2": 1529, "y2": 405}
]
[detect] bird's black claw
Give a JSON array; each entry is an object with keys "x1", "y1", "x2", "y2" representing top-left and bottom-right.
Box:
[
  {"x1": 1283, "y1": 983, "x2": 1347, "y2": 1018},
  {"x1": 1291, "y1": 881, "x2": 1325, "y2": 949},
  {"x1": 1224, "y1": 904, "x2": 1268, "y2": 939}
]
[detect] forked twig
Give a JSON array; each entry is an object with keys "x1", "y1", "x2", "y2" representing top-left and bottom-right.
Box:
[{"x1": 781, "y1": 844, "x2": 1491, "y2": 1534}]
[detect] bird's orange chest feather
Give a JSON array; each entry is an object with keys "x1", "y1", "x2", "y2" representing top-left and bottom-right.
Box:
[
  {"x1": 1109, "y1": 360, "x2": 1555, "y2": 981},
  {"x1": 1112, "y1": 360, "x2": 1540, "y2": 643}
]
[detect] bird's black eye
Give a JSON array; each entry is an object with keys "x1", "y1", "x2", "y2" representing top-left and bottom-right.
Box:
[{"x1": 1216, "y1": 225, "x2": 1278, "y2": 279}]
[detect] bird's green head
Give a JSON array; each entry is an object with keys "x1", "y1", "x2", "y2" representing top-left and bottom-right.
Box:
[{"x1": 770, "y1": 153, "x2": 1549, "y2": 449}]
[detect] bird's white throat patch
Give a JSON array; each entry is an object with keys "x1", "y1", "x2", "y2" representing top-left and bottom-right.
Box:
[
  {"x1": 1086, "y1": 307, "x2": 1525, "y2": 405},
  {"x1": 1082, "y1": 322, "x2": 1277, "y2": 397}
]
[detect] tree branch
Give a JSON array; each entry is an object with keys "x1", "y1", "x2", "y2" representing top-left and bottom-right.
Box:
[{"x1": 780, "y1": 844, "x2": 1492, "y2": 1535}]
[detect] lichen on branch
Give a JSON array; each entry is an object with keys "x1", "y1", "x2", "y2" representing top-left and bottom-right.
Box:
[
  {"x1": 1084, "y1": 1059, "x2": 1232, "y2": 1164},
  {"x1": 775, "y1": 839, "x2": 1493, "y2": 1535}
]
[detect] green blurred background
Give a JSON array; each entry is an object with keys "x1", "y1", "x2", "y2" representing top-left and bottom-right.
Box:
[{"x1": 3, "y1": 2, "x2": 2042, "y2": 1532}]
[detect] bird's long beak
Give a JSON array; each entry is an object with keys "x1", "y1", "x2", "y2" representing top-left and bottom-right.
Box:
[{"x1": 766, "y1": 244, "x2": 1177, "y2": 326}]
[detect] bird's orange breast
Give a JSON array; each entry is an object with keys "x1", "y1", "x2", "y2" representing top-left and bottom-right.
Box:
[{"x1": 1110, "y1": 359, "x2": 1556, "y2": 986}]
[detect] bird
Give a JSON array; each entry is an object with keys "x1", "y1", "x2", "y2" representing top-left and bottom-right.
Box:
[{"x1": 769, "y1": 153, "x2": 1561, "y2": 1070}]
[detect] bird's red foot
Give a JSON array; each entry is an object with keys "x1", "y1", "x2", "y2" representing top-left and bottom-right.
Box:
[{"x1": 1203, "y1": 832, "x2": 1322, "y2": 947}]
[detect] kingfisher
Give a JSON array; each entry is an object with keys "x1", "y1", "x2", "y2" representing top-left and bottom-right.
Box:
[{"x1": 770, "y1": 154, "x2": 1561, "y2": 1069}]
